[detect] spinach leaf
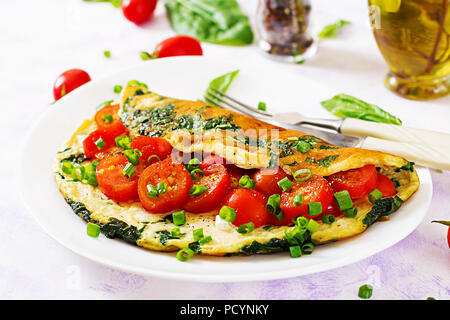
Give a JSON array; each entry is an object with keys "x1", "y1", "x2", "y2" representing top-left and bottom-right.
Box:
[
  {"x1": 321, "y1": 94, "x2": 402, "y2": 125},
  {"x1": 204, "y1": 70, "x2": 239, "y2": 106},
  {"x1": 318, "y1": 20, "x2": 351, "y2": 39},
  {"x1": 165, "y1": 0, "x2": 254, "y2": 46}
]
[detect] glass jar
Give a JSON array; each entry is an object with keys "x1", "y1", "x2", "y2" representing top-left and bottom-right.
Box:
[{"x1": 256, "y1": 0, "x2": 317, "y2": 62}]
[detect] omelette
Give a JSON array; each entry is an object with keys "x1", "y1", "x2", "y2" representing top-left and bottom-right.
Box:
[{"x1": 54, "y1": 83, "x2": 420, "y2": 258}]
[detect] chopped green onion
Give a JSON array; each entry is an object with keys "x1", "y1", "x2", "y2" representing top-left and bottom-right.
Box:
[
  {"x1": 171, "y1": 227, "x2": 181, "y2": 238},
  {"x1": 71, "y1": 165, "x2": 85, "y2": 181},
  {"x1": 115, "y1": 135, "x2": 132, "y2": 150},
  {"x1": 287, "y1": 137, "x2": 299, "y2": 141},
  {"x1": 124, "y1": 149, "x2": 141, "y2": 165},
  {"x1": 157, "y1": 182, "x2": 167, "y2": 195},
  {"x1": 190, "y1": 168, "x2": 204, "y2": 181},
  {"x1": 127, "y1": 80, "x2": 148, "y2": 88},
  {"x1": 257, "y1": 102, "x2": 267, "y2": 111},
  {"x1": 301, "y1": 242, "x2": 314, "y2": 255},
  {"x1": 358, "y1": 284, "x2": 373, "y2": 299},
  {"x1": 296, "y1": 141, "x2": 311, "y2": 153},
  {"x1": 61, "y1": 161, "x2": 74, "y2": 175},
  {"x1": 237, "y1": 222, "x2": 255, "y2": 234},
  {"x1": 238, "y1": 175, "x2": 255, "y2": 188},
  {"x1": 147, "y1": 154, "x2": 161, "y2": 165},
  {"x1": 146, "y1": 184, "x2": 158, "y2": 198},
  {"x1": 176, "y1": 248, "x2": 194, "y2": 262},
  {"x1": 103, "y1": 50, "x2": 111, "y2": 58},
  {"x1": 277, "y1": 177, "x2": 293, "y2": 191},
  {"x1": 122, "y1": 162, "x2": 136, "y2": 178},
  {"x1": 306, "y1": 219, "x2": 319, "y2": 233},
  {"x1": 289, "y1": 245, "x2": 302, "y2": 258},
  {"x1": 344, "y1": 207, "x2": 357, "y2": 218},
  {"x1": 198, "y1": 236, "x2": 212, "y2": 245},
  {"x1": 87, "y1": 222, "x2": 100, "y2": 238},
  {"x1": 308, "y1": 202, "x2": 322, "y2": 216},
  {"x1": 113, "y1": 85, "x2": 123, "y2": 94},
  {"x1": 293, "y1": 194, "x2": 303, "y2": 207},
  {"x1": 368, "y1": 189, "x2": 383, "y2": 203},
  {"x1": 293, "y1": 169, "x2": 313, "y2": 182},
  {"x1": 333, "y1": 190, "x2": 353, "y2": 211},
  {"x1": 95, "y1": 137, "x2": 106, "y2": 150},
  {"x1": 193, "y1": 228, "x2": 204, "y2": 241},
  {"x1": 84, "y1": 163, "x2": 98, "y2": 186},
  {"x1": 186, "y1": 158, "x2": 201, "y2": 171},
  {"x1": 96, "y1": 100, "x2": 114, "y2": 110},
  {"x1": 294, "y1": 216, "x2": 309, "y2": 229},
  {"x1": 140, "y1": 51, "x2": 152, "y2": 60},
  {"x1": 219, "y1": 206, "x2": 236, "y2": 222},
  {"x1": 189, "y1": 185, "x2": 208, "y2": 196},
  {"x1": 172, "y1": 210, "x2": 186, "y2": 226},
  {"x1": 322, "y1": 214, "x2": 335, "y2": 225},
  {"x1": 102, "y1": 113, "x2": 114, "y2": 124},
  {"x1": 266, "y1": 194, "x2": 280, "y2": 215}
]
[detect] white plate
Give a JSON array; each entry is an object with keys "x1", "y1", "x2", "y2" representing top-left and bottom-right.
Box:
[{"x1": 19, "y1": 57, "x2": 432, "y2": 282}]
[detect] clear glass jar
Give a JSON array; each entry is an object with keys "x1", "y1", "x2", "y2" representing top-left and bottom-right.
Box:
[{"x1": 256, "y1": 0, "x2": 317, "y2": 63}]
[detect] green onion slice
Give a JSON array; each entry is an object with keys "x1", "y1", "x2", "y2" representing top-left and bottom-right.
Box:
[
  {"x1": 171, "y1": 227, "x2": 181, "y2": 238},
  {"x1": 238, "y1": 175, "x2": 255, "y2": 188},
  {"x1": 289, "y1": 245, "x2": 302, "y2": 258},
  {"x1": 94, "y1": 137, "x2": 106, "y2": 150},
  {"x1": 147, "y1": 154, "x2": 161, "y2": 165},
  {"x1": 102, "y1": 113, "x2": 114, "y2": 124},
  {"x1": 113, "y1": 85, "x2": 123, "y2": 94},
  {"x1": 87, "y1": 222, "x2": 100, "y2": 238},
  {"x1": 358, "y1": 284, "x2": 373, "y2": 299},
  {"x1": 198, "y1": 236, "x2": 212, "y2": 245},
  {"x1": 176, "y1": 248, "x2": 194, "y2": 262},
  {"x1": 146, "y1": 184, "x2": 158, "y2": 198},
  {"x1": 322, "y1": 214, "x2": 335, "y2": 225},
  {"x1": 301, "y1": 242, "x2": 315, "y2": 255},
  {"x1": 368, "y1": 189, "x2": 383, "y2": 203},
  {"x1": 219, "y1": 206, "x2": 236, "y2": 222},
  {"x1": 308, "y1": 202, "x2": 322, "y2": 217},
  {"x1": 344, "y1": 207, "x2": 357, "y2": 218},
  {"x1": 294, "y1": 216, "x2": 309, "y2": 229},
  {"x1": 190, "y1": 168, "x2": 204, "y2": 181},
  {"x1": 266, "y1": 194, "x2": 281, "y2": 215},
  {"x1": 172, "y1": 210, "x2": 186, "y2": 226},
  {"x1": 186, "y1": 158, "x2": 201, "y2": 171},
  {"x1": 124, "y1": 149, "x2": 141, "y2": 166},
  {"x1": 306, "y1": 219, "x2": 319, "y2": 233},
  {"x1": 189, "y1": 185, "x2": 208, "y2": 196},
  {"x1": 296, "y1": 140, "x2": 311, "y2": 153},
  {"x1": 115, "y1": 135, "x2": 132, "y2": 150},
  {"x1": 334, "y1": 190, "x2": 353, "y2": 211},
  {"x1": 257, "y1": 102, "x2": 267, "y2": 111},
  {"x1": 237, "y1": 222, "x2": 255, "y2": 234},
  {"x1": 293, "y1": 194, "x2": 303, "y2": 207},
  {"x1": 277, "y1": 177, "x2": 293, "y2": 192},
  {"x1": 293, "y1": 169, "x2": 313, "y2": 182},
  {"x1": 193, "y1": 228, "x2": 204, "y2": 241},
  {"x1": 156, "y1": 182, "x2": 167, "y2": 195}
]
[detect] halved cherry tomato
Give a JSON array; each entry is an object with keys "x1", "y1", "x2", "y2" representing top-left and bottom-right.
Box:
[
  {"x1": 153, "y1": 35, "x2": 203, "y2": 58},
  {"x1": 375, "y1": 173, "x2": 397, "y2": 197},
  {"x1": 121, "y1": 0, "x2": 157, "y2": 25},
  {"x1": 130, "y1": 135, "x2": 173, "y2": 166},
  {"x1": 96, "y1": 154, "x2": 145, "y2": 202},
  {"x1": 53, "y1": 69, "x2": 91, "y2": 101},
  {"x1": 222, "y1": 188, "x2": 270, "y2": 228},
  {"x1": 95, "y1": 146, "x2": 121, "y2": 160},
  {"x1": 83, "y1": 124, "x2": 128, "y2": 159},
  {"x1": 183, "y1": 164, "x2": 231, "y2": 213},
  {"x1": 253, "y1": 167, "x2": 290, "y2": 196},
  {"x1": 227, "y1": 166, "x2": 251, "y2": 189},
  {"x1": 95, "y1": 104, "x2": 121, "y2": 129},
  {"x1": 327, "y1": 165, "x2": 378, "y2": 199},
  {"x1": 137, "y1": 158, "x2": 193, "y2": 213},
  {"x1": 323, "y1": 198, "x2": 344, "y2": 217},
  {"x1": 277, "y1": 175, "x2": 333, "y2": 225}
]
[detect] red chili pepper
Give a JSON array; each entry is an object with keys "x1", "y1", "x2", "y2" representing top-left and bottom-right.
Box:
[{"x1": 432, "y1": 220, "x2": 450, "y2": 248}]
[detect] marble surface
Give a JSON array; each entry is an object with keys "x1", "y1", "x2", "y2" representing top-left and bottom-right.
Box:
[{"x1": 1, "y1": 0, "x2": 449, "y2": 300}]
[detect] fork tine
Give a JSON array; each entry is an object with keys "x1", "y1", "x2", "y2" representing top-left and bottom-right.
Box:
[
  {"x1": 205, "y1": 90, "x2": 263, "y2": 118},
  {"x1": 210, "y1": 87, "x2": 272, "y2": 117}
]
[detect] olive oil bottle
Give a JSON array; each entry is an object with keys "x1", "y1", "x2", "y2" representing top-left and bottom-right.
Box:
[{"x1": 368, "y1": 0, "x2": 450, "y2": 100}]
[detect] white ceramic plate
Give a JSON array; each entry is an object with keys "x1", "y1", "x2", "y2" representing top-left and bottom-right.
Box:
[{"x1": 20, "y1": 57, "x2": 432, "y2": 282}]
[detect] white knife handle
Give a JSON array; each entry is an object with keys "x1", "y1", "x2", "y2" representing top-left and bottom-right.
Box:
[
  {"x1": 341, "y1": 118, "x2": 450, "y2": 148},
  {"x1": 361, "y1": 137, "x2": 450, "y2": 170}
]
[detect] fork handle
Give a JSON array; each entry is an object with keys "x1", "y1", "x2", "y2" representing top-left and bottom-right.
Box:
[
  {"x1": 341, "y1": 118, "x2": 450, "y2": 148},
  {"x1": 361, "y1": 136, "x2": 450, "y2": 170}
]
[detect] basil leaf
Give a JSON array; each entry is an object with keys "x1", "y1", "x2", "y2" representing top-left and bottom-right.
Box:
[
  {"x1": 165, "y1": 0, "x2": 254, "y2": 46},
  {"x1": 320, "y1": 94, "x2": 402, "y2": 125},
  {"x1": 83, "y1": 0, "x2": 121, "y2": 8},
  {"x1": 318, "y1": 20, "x2": 351, "y2": 39},
  {"x1": 204, "y1": 70, "x2": 239, "y2": 106}
]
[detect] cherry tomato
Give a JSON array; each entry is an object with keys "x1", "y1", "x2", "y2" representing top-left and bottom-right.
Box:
[
  {"x1": 121, "y1": 0, "x2": 157, "y2": 25},
  {"x1": 83, "y1": 124, "x2": 127, "y2": 159},
  {"x1": 277, "y1": 175, "x2": 333, "y2": 225},
  {"x1": 130, "y1": 135, "x2": 173, "y2": 166},
  {"x1": 227, "y1": 165, "x2": 251, "y2": 189},
  {"x1": 137, "y1": 158, "x2": 193, "y2": 213},
  {"x1": 153, "y1": 35, "x2": 203, "y2": 58},
  {"x1": 432, "y1": 220, "x2": 450, "y2": 248},
  {"x1": 94, "y1": 104, "x2": 121, "y2": 129},
  {"x1": 96, "y1": 154, "x2": 145, "y2": 202},
  {"x1": 253, "y1": 167, "x2": 290, "y2": 196},
  {"x1": 323, "y1": 198, "x2": 344, "y2": 217},
  {"x1": 183, "y1": 164, "x2": 231, "y2": 213},
  {"x1": 95, "y1": 146, "x2": 121, "y2": 160},
  {"x1": 222, "y1": 188, "x2": 270, "y2": 228},
  {"x1": 375, "y1": 173, "x2": 397, "y2": 197},
  {"x1": 328, "y1": 165, "x2": 378, "y2": 199},
  {"x1": 53, "y1": 69, "x2": 91, "y2": 101}
]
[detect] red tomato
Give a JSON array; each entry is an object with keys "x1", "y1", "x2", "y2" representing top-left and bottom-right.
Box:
[
  {"x1": 183, "y1": 164, "x2": 231, "y2": 213},
  {"x1": 277, "y1": 175, "x2": 333, "y2": 225},
  {"x1": 121, "y1": 0, "x2": 157, "y2": 25},
  {"x1": 375, "y1": 173, "x2": 397, "y2": 197},
  {"x1": 154, "y1": 35, "x2": 203, "y2": 58},
  {"x1": 323, "y1": 198, "x2": 344, "y2": 217},
  {"x1": 130, "y1": 136, "x2": 173, "y2": 165},
  {"x1": 253, "y1": 167, "x2": 290, "y2": 196},
  {"x1": 432, "y1": 221, "x2": 450, "y2": 248},
  {"x1": 94, "y1": 104, "x2": 121, "y2": 129},
  {"x1": 53, "y1": 69, "x2": 91, "y2": 101},
  {"x1": 137, "y1": 158, "x2": 193, "y2": 213},
  {"x1": 83, "y1": 124, "x2": 127, "y2": 159},
  {"x1": 328, "y1": 165, "x2": 378, "y2": 199},
  {"x1": 227, "y1": 165, "x2": 250, "y2": 189},
  {"x1": 96, "y1": 154, "x2": 145, "y2": 202},
  {"x1": 95, "y1": 146, "x2": 121, "y2": 160},
  {"x1": 222, "y1": 188, "x2": 270, "y2": 228}
]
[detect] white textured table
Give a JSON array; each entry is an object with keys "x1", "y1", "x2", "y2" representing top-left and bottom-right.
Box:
[{"x1": 2, "y1": 0, "x2": 449, "y2": 300}]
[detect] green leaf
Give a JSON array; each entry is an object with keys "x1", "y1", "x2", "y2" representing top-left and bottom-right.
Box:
[
  {"x1": 204, "y1": 70, "x2": 239, "y2": 106},
  {"x1": 320, "y1": 94, "x2": 402, "y2": 125},
  {"x1": 83, "y1": 0, "x2": 121, "y2": 8},
  {"x1": 165, "y1": 0, "x2": 254, "y2": 46},
  {"x1": 318, "y1": 20, "x2": 351, "y2": 39}
]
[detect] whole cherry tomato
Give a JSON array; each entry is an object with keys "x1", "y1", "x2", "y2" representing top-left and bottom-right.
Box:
[
  {"x1": 432, "y1": 220, "x2": 450, "y2": 248},
  {"x1": 153, "y1": 35, "x2": 203, "y2": 58},
  {"x1": 121, "y1": 0, "x2": 157, "y2": 25},
  {"x1": 53, "y1": 69, "x2": 91, "y2": 101}
]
